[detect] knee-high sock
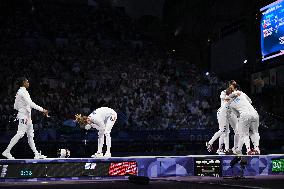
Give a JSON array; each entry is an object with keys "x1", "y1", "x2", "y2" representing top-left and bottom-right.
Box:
[
  {"x1": 97, "y1": 137, "x2": 104, "y2": 153},
  {"x1": 250, "y1": 132, "x2": 260, "y2": 149},
  {"x1": 105, "y1": 133, "x2": 111, "y2": 153},
  {"x1": 237, "y1": 135, "x2": 249, "y2": 153},
  {"x1": 218, "y1": 134, "x2": 224, "y2": 149},
  {"x1": 233, "y1": 134, "x2": 239, "y2": 150},
  {"x1": 237, "y1": 136, "x2": 243, "y2": 152},
  {"x1": 5, "y1": 133, "x2": 24, "y2": 152},
  {"x1": 243, "y1": 135, "x2": 250, "y2": 153},
  {"x1": 209, "y1": 130, "x2": 223, "y2": 145},
  {"x1": 27, "y1": 136, "x2": 38, "y2": 154},
  {"x1": 224, "y1": 133, "x2": 229, "y2": 150},
  {"x1": 97, "y1": 131, "x2": 105, "y2": 153}
]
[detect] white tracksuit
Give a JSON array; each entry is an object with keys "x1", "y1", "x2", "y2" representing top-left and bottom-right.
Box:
[
  {"x1": 5, "y1": 87, "x2": 44, "y2": 155},
  {"x1": 85, "y1": 107, "x2": 117, "y2": 155}
]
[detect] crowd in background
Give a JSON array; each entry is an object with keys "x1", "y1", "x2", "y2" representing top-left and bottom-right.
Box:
[
  {"x1": 0, "y1": 2, "x2": 283, "y2": 156},
  {"x1": 0, "y1": 3, "x2": 225, "y2": 132},
  {"x1": 0, "y1": 3, "x2": 281, "y2": 156}
]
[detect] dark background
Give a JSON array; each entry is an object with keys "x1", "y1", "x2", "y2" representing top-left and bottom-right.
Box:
[{"x1": 0, "y1": 0, "x2": 283, "y2": 158}]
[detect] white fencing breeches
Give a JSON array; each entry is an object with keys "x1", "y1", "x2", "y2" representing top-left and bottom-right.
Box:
[
  {"x1": 209, "y1": 106, "x2": 229, "y2": 147},
  {"x1": 228, "y1": 112, "x2": 239, "y2": 150},
  {"x1": 237, "y1": 113, "x2": 252, "y2": 153},
  {"x1": 5, "y1": 118, "x2": 38, "y2": 154},
  {"x1": 97, "y1": 114, "x2": 116, "y2": 154},
  {"x1": 250, "y1": 113, "x2": 260, "y2": 150}
]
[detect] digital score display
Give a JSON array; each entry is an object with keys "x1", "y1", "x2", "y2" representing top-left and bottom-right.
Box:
[
  {"x1": 260, "y1": 0, "x2": 284, "y2": 61},
  {"x1": 194, "y1": 158, "x2": 221, "y2": 177},
  {"x1": 0, "y1": 161, "x2": 137, "y2": 178},
  {"x1": 272, "y1": 158, "x2": 284, "y2": 173}
]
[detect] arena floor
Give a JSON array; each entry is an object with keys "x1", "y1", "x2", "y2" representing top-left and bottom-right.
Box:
[{"x1": 0, "y1": 175, "x2": 284, "y2": 189}]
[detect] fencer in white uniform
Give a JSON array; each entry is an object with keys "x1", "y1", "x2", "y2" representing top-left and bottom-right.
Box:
[
  {"x1": 228, "y1": 108, "x2": 240, "y2": 154},
  {"x1": 206, "y1": 90, "x2": 229, "y2": 153},
  {"x1": 77, "y1": 107, "x2": 117, "y2": 158},
  {"x1": 2, "y1": 78, "x2": 48, "y2": 159},
  {"x1": 227, "y1": 87, "x2": 260, "y2": 155},
  {"x1": 206, "y1": 90, "x2": 238, "y2": 154}
]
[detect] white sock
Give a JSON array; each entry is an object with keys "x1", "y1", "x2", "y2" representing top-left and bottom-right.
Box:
[
  {"x1": 218, "y1": 134, "x2": 224, "y2": 149},
  {"x1": 28, "y1": 137, "x2": 38, "y2": 154},
  {"x1": 234, "y1": 134, "x2": 239, "y2": 150},
  {"x1": 209, "y1": 130, "x2": 223, "y2": 145},
  {"x1": 243, "y1": 136, "x2": 250, "y2": 152},
  {"x1": 97, "y1": 135, "x2": 104, "y2": 153},
  {"x1": 5, "y1": 133, "x2": 23, "y2": 152},
  {"x1": 224, "y1": 134, "x2": 229, "y2": 150},
  {"x1": 105, "y1": 133, "x2": 111, "y2": 153},
  {"x1": 250, "y1": 133, "x2": 260, "y2": 149},
  {"x1": 237, "y1": 135, "x2": 245, "y2": 153}
]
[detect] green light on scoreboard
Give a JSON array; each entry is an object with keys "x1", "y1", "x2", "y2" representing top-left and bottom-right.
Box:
[{"x1": 272, "y1": 159, "x2": 284, "y2": 172}]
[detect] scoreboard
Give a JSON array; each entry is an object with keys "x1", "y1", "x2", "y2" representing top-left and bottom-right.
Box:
[
  {"x1": 0, "y1": 161, "x2": 137, "y2": 179},
  {"x1": 194, "y1": 158, "x2": 222, "y2": 177},
  {"x1": 260, "y1": 0, "x2": 284, "y2": 61}
]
